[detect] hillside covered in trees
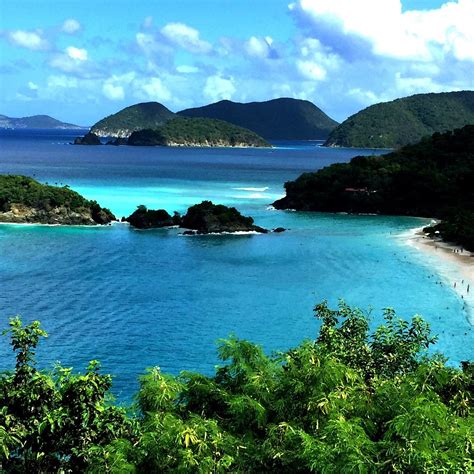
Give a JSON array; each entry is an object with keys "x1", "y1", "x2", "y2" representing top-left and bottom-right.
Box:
[
  {"x1": 0, "y1": 175, "x2": 115, "y2": 225},
  {"x1": 325, "y1": 91, "x2": 474, "y2": 148},
  {"x1": 178, "y1": 98, "x2": 338, "y2": 140},
  {"x1": 275, "y1": 125, "x2": 474, "y2": 250},
  {"x1": 128, "y1": 117, "x2": 270, "y2": 147},
  {"x1": 1, "y1": 302, "x2": 472, "y2": 472}
]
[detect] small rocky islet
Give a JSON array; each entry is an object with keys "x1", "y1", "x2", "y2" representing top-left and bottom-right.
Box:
[{"x1": 124, "y1": 201, "x2": 276, "y2": 234}]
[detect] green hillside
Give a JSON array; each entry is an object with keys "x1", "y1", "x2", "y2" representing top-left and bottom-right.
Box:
[
  {"x1": 128, "y1": 117, "x2": 270, "y2": 147},
  {"x1": 90, "y1": 102, "x2": 176, "y2": 137},
  {"x1": 275, "y1": 125, "x2": 474, "y2": 249},
  {"x1": 178, "y1": 97, "x2": 338, "y2": 140},
  {"x1": 325, "y1": 91, "x2": 474, "y2": 148}
]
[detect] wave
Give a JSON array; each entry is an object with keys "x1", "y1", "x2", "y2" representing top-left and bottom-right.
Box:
[
  {"x1": 232, "y1": 186, "x2": 269, "y2": 192},
  {"x1": 231, "y1": 193, "x2": 270, "y2": 200}
]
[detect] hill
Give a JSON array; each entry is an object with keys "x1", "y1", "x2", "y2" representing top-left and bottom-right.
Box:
[
  {"x1": 90, "y1": 102, "x2": 176, "y2": 137},
  {"x1": 274, "y1": 125, "x2": 474, "y2": 249},
  {"x1": 324, "y1": 90, "x2": 474, "y2": 148},
  {"x1": 127, "y1": 117, "x2": 270, "y2": 147},
  {"x1": 0, "y1": 175, "x2": 115, "y2": 225},
  {"x1": 178, "y1": 98, "x2": 338, "y2": 140},
  {"x1": 0, "y1": 114, "x2": 83, "y2": 129}
]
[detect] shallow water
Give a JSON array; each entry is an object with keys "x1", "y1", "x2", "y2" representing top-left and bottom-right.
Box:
[{"x1": 0, "y1": 130, "x2": 472, "y2": 400}]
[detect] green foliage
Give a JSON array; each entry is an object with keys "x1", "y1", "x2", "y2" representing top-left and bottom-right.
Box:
[
  {"x1": 1, "y1": 303, "x2": 472, "y2": 472},
  {"x1": 125, "y1": 205, "x2": 177, "y2": 229},
  {"x1": 91, "y1": 101, "x2": 176, "y2": 136},
  {"x1": 128, "y1": 117, "x2": 270, "y2": 147},
  {"x1": 0, "y1": 175, "x2": 115, "y2": 224},
  {"x1": 325, "y1": 90, "x2": 474, "y2": 148},
  {"x1": 178, "y1": 97, "x2": 338, "y2": 140},
  {"x1": 275, "y1": 125, "x2": 474, "y2": 249}
]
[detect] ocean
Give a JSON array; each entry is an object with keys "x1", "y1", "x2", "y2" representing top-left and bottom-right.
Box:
[{"x1": 0, "y1": 129, "x2": 472, "y2": 400}]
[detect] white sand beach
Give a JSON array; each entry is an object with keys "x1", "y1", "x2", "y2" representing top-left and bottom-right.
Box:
[{"x1": 405, "y1": 227, "x2": 474, "y2": 325}]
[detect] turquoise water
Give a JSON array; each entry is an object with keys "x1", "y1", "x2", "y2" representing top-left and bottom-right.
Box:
[{"x1": 0, "y1": 130, "x2": 472, "y2": 400}]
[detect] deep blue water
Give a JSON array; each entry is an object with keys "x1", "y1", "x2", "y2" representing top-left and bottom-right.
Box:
[{"x1": 0, "y1": 129, "x2": 472, "y2": 400}]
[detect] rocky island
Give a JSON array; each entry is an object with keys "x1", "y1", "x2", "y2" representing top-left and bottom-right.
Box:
[
  {"x1": 274, "y1": 125, "x2": 474, "y2": 250},
  {"x1": 0, "y1": 175, "x2": 115, "y2": 225},
  {"x1": 125, "y1": 201, "x2": 268, "y2": 234}
]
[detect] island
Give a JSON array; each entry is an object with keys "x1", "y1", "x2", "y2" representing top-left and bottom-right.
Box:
[
  {"x1": 125, "y1": 201, "x2": 268, "y2": 234},
  {"x1": 124, "y1": 205, "x2": 180, "y2": 229},
  {"x1": 178, "y1": 97, "x2": 338, "y2": 140},
  {"x1": 91, "y1": 102, "x2": 175, "y2": 138},
  {"x1": 324, "y1": 90, "x2": 474, "y2": 148},
  {"x1": 274, "y1": 125, "x2": 474, "y2": 250},
  {"x1": 0, "y1": 114, "x2": 84, "y2": 130},
  {"x1": 127, "y1": 117, "x2": 270, "y2": 147},
  {"x1": 0, "y1": 175, "x2": 116, "y2": 225},
  {"x1": 73, "y1": 132, "x2": 101, "y2": 145}
]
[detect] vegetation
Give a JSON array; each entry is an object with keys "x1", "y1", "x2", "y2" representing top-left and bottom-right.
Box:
[
  {"x1": 1, "y1": 302, "x2": 472, "y2": 472},
  {"x1": 128, "y1": 117, "x2": 270, "y2": 147},
  {"x1": 180, "y1": 200, "x2": 267, "y2": 233},
  {"x1": 178, "y1": 97, "x2": 338, "y2": 140},
  {"x1": 90, "y1": 102, "x2": 176, "y2": 137},
  {"x1": 0, "y1": 175, "x2": 115, "y2": 225},
  {"x1": 125, "y1": 205, "x2": 180, "y2": 229},
  {"x1": 275, "y1": 125, "x2": 474, "y2": 250},
  {"x1": 73, "y1": 132, "x2": 101, "y2": 145},
  {"x1": 325, "y1": 91, "x2": 474, "y2": 148}
]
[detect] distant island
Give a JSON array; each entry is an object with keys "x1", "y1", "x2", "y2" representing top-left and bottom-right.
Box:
[
  {"x1": 91, "y1": 102, "x2": 175, "y2": 138},
  {"x1": 324, "y1": 91, "x2": 474, "y2": 148},
  {"x1": 125, "y1": 201, "x2": 268, "y2": 234},
  {"x1": 274, "y1": 125, "x2": 474, "y2": 250},
  {"x1": 178, "y1": 98, "x2": 338, "y2": 140},
  {"x1": 89, "y1": 98, "x2": 337, "y2": 141},
  {"x1": 79, "y1": 114, "x2": 270, "y2": 148},
  {"x1": 0, "y1": 114, "x2": 84, "y2": 130},
  {"x1": 0, "y1": 175, "x2": 115, "y2": 225}
]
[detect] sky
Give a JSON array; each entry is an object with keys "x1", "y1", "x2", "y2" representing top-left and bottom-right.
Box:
[{"x1": 0, "y1": 0, "x2": 472, "y2": 125}]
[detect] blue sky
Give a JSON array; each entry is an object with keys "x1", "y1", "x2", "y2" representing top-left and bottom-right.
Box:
[{"x1": 0, "y1": 0, "x2": 472, "y2": 125}]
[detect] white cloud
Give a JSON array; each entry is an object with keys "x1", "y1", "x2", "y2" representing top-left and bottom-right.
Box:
[
  {"x1": 27, "y1": 81, "x2": 38, "y2": 90},
  {"x1": 47, "y1": 75, "x2": 79, "y2": 89},
  {"x1": 103, "y1": 83, "x2": 124, "y2": 100},
  {"x1": 66, "y1": 46, "x2": 88, "y2": 61},
  {"x1": 245, "y1": 36, "x2": 272, "y2": 58},
  {"x1": 8, "y1": 30, "x2": 49, "y2": 51},
  {"x1": 161, "y1": 22, "x2": 212, "y2": 54},
  {"x1": 290, "y1": 0, "x2": 474, "y2": 61},
  {"x1": 176, "y1": 65, "x2": 200, "y2": 73},
  {"x1": 203, "y1": 75, "x2": 236, "y2": 102},
  {"x1": 62, "y1": 19, "x2": 81, "y2": 34},
  {"x1": 135, "y1": 77, "x2": 171, "y2": 101},
  {"x1": 295, "y1": 38, "x2": 340, "y2": 81}
]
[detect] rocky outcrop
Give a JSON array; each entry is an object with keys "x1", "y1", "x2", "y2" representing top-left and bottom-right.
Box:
[
  {"x1": 73, "y1": 132, "x2": 101, "y2": 145},
  {"x1": 0, "y1": 203, "x2": 115, "y2": 225},
  {"x1": 125, "y1": 205, "x2": 181, "y2": 229},
  {"x1": 180, "y1": 201, "x2": 267, "y2": 234}
]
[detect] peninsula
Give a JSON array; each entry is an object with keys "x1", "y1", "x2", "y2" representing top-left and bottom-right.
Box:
[
  {"x1": 275, "y1": 125, "x2": 474, "y2": 250},
  {"x1": 324, "y1": 91, "x2": 474, "y2": 148},
  {"x1": 0, "y1": 175, "x2": 115, "y2": 225}
]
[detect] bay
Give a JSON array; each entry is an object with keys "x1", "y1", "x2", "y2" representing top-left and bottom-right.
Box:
[{"x1": 0, "y1": 129, "x2": 472, "y2": 400}]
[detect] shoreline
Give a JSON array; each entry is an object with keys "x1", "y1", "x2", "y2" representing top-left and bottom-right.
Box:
[{"x1": 404, "y1": 227, "x2": 474, "y2": 325}]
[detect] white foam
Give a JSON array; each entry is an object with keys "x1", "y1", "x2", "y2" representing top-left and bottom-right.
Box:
[{"x1": 232, "y1": 186, "x2": 269, "y2": 192}]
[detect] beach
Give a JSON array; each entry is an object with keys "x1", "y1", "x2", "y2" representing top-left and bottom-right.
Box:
[{"x1": 405, "y1": 227, "x2": 474, "y2": 325}]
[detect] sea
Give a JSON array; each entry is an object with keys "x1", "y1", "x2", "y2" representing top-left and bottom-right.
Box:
[{"x1": 0, "y1": 129, "x2": 472, "y2": 401}]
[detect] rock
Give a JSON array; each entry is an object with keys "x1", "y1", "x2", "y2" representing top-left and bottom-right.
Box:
[
  {"x1": 73, "y1": 132, "x2": 101, "y2": 145},
  {"x1": 273, "y1": 227, "x2": 286, "y2": 233},
  {"x1": 125, "y1": 205, "x2": 177, "y2": 229},
  {"x1": 106, "y1": 137, "x2": 128, "y2": 146},
  {"x1": 182, "y1": 230, "x2": 197, "y2": 235},
  {"x1": 180, "y1": 201, "x2": 267, "y2": 234}
]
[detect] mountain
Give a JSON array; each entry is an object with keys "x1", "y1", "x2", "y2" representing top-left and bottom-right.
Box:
[
  {"x1": 0, "y1": 114, "x2": 83, "y2": 129},
  {"x1": 127, "y1": 117, "x2": 270, "y2": 147},
  {"x1": 324, "y1": 90, "x2": 474, "y2": 148},
  {"x1": 90, "y1": 102, "x2": 176, "y2": 137},
  {"x1": 274, "y1": 125, "x2": 474, "y2": 249},
  {"x1": 178, "y1": 98, "x2": 338, "y2": 140}
]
